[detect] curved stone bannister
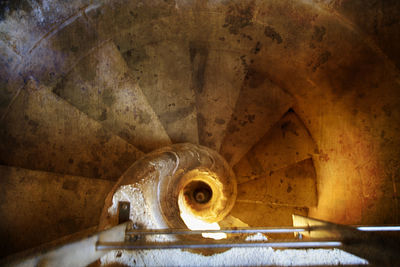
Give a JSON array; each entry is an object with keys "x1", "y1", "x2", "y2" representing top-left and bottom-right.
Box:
[{"x1": 99, "y1": 143, "x2": 237, "y2": 236}]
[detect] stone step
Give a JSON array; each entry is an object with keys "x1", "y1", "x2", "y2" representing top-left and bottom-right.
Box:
[
  {"x1": 0, "y1": 165, "x2": 113, "y2": 257},
  {"x1": 85, "y1": 0, "x2": 179, "y2": 45},
  {"x1": 236, "y1": 159, "x2": 318, "y2": 208},
  {"x1": 234, "y1": 110, "x2": 317, "y2": 184},
  {"x1": 0, "y1": 5, "x2": 106, "y2": 120},
  {"x1": 194, "y1": 45, "x2": 245, "y2": 151},
  {"x1": 22, "y1": 14, "x2": 102, "y2": 88},
  {"x1": 0, "y1": 0, "x2": 92, "y2": 56},
  {"x1": 220, "y1": 73, "x2": 294, "y2": 166},
  {"x1": 52, "y1": 40, "x2": 171, "y2": 152},
  {"x1": 86, "y1": 4, "x2": 200, "y2": 145},
  {"x1": 0, "y1": 79, "x2": 143, "y2": 180},
  {"x1": 230, "y1": 201, "x2": 308, "y2": 228},
  {"x1": 121, "y1": 39, "x2": 199, "y2": 144},
  {"x1": 0, "y1": 40, "x2": 24, "y2": 119}
]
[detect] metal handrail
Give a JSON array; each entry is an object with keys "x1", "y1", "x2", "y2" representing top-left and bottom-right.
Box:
[
  {"x1": 96, "y1": 239, "x2": 343, "y2": 250},
  {"x1": 124, "y1": 225, "x2": 400, "y2": 236},
  {"x1": 125, "y1": 226, "x2": 308, "y2": 235}
]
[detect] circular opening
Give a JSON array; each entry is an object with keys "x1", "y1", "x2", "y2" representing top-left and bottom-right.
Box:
[
  {"x1": 193, "y1": 183, "x2": 212, "y2": 204},
  {"x1": 183, "y1": 180, "x2": 213, "y2": 206},
  {"x1": 177, "y1": 168, "x2": 236, "y2": 227}
]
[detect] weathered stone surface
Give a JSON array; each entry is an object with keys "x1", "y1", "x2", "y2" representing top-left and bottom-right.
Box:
[
  {"x1": 85, "y1": 0, "x2": 178, "y2": 43},
  {"x1": 94, "y1": 7, "x2": 200, "y2": 144},
  {"x1": 195, "y1": 48, "x2": 245, "y2": 151},
  {"x1": 0, "y1": 40, "x2": 24, "y2": 118},
  {"x1": 234, "y1": 110, "x2": 317, "y2": 184},
  {"x1": 236, "y1": 159, "x2": 317, "y2": 207},
  {"x1": 0, "y1": 0, "x2": 92, "y2": 55},
  {"x1": 52, "y1": 41, "x2": 171, "y2": 152},
  {"x1": 0, "y1": 80, "x2": 143, "y2": 180},
  {"x1": 230, "y1": 201, "x2": 308, "y2": 227},
  {"x1": 0, "y1": 165, "x2": 113, "y2": 257},
  {"x1": 0, "y1": 4, "x2": 102, "y2": 119},
  {"x1": 24, "y1": 14, "x2": 101, "y2": 87},
  {"x1": 220, "y1": 76, "x2": 294, "y2": 166},
  {"x1": 0, "y1": 2, "x2": 399, "y2": 261},
  {"x1": 122, "y1": 40, "x2": 199, "y2": 144},
  {"x1": 320, "y1": 0, "x2": 400, "y2": 70}
]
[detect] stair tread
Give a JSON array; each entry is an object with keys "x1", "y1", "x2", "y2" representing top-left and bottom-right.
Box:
[
  {"x1": 0, "y1": 79, "x2": 143, "y2": 180},
  {"x1": 0, "y1": 0, "x2": 92, "y2": 56},
  {"x1": 0, "y1": 164, "x2": 113, "y2": 257},
  {"x1": 236, "y1": 159, "x2": 318, "y2": 207},
  {"x1": 53, "y1": 41, "x2": 171, "y2": 152},
  {"x1": 195, "y1": 47, "x2": 245, "y2": 151},
  {"x1": 22, "y1": 14, "x2": 103, "y2": 88},
  {"x1": 1, "y1": 11, "x2": 106, "y2": 121},
  {"x1": 122, "y1": 40, "x2": 199, "y2": 144},
  {"x1": 0, "y1": 40, "x2": 24, "y2": 119},
  {"x1": 234, "y1": 110, "x2": 317, "y2": 184},
  {"x1": 230, "y1": 201, "x2": 308, "y2": 227},
  {"x1": 220, "y1": 76, "x2": 294, "y2": 166},
  {"x1": 85, "y1": 0, "x2": 178, "y2": 44}
]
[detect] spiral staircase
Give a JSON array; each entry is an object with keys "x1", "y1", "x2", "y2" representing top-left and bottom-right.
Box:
[{"x1": 0, "y1": 0, "x2": 399, "y2": 265}]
